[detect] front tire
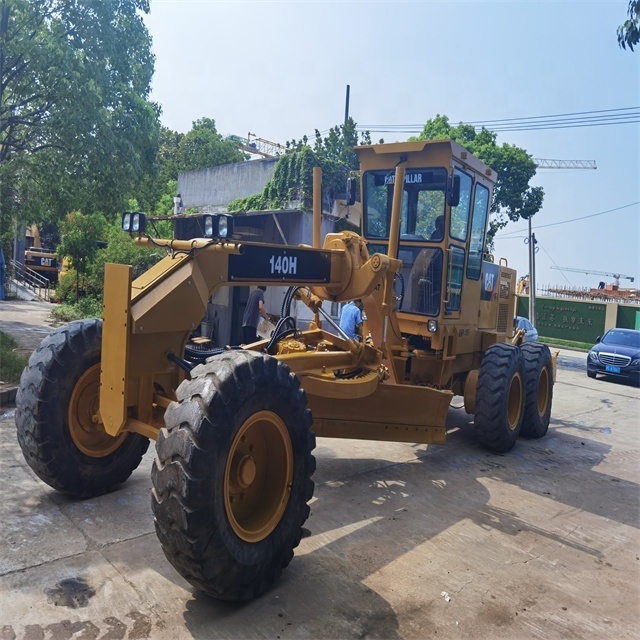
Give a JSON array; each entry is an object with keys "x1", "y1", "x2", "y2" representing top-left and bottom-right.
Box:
[
  {"x1": 15, "y1": 319, "x2": 150, "y2": 498},
  {"x1": 520, "y1": 343, "x2": 553, "y2": 439},
  {"x1": 474, "y1": 343, "x2": 525, "y2": 453},
  {"x1": 151, "y1": 350, "x2": 315, "y2": 601}
]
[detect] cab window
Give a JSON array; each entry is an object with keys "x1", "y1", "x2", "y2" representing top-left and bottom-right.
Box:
[
  {"x1": 369, "y1": 243, "x2": 443, "y2": 317},
  {"x1": 363, "y1": 169, "x2": 447, "y2": 240},
  {"x1": 466, "y1": 183, "x2": 490, "y2": 280},
  {"x1": 449, "y1": 169, "x2": 472, "y2": 241}
]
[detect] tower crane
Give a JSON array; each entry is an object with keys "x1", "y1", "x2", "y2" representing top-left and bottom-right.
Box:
[
  {"x1": 533, "y1": 159, "x2": 597, "y2": 169},
  {"x1": 550, "y1": 266, "x2": 634, "y2": 287},
  {"x1": 235, "y1": 133, "x2": 285, "y2": 159}
]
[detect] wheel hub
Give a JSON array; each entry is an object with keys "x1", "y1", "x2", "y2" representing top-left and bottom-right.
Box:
[
  {"x1": 224, "y1": 410, "x2": 293, "y2": 543},
  {"x1": 537, "y1": 367, "x2": 550, "y2": 416},
  {"x1": 68, "y1": 364, "x2": 126, "y2": 457},
  {"x1": 507, "y1": 372, "x2": 523, "y2": 430},
  {"x1": 233, "y1": 454, "x2": 257, "y2": 489}
]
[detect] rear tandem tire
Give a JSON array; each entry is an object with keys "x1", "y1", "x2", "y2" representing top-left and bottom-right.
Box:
[
  {"x1": 151, "y1": 349, "x2": 316, "y2": 602},
  {"x1": 474, "y1": 343, "x2": 525, "y2": 453},
  {"x1": 519, "y1": 342, "x2": 553, "y2": 439},
  {"x1": 15, "y1": 319, "x2": 150, "y2": 498}
]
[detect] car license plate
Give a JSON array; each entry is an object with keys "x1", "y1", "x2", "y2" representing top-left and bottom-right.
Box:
[{"x1": 605, "y1": 365, "x2": 621, "y2": 374}]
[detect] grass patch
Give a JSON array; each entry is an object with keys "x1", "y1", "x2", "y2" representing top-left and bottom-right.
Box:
[
  {"x1": 51, "y1": 298, "x2": 103, "y2": 323},
  {"x1": 0, "y1": 331, "x2": 29, "y2": 384},
  {"x1": 539, "y1": 336, "x2": 591, "y2": 351}
]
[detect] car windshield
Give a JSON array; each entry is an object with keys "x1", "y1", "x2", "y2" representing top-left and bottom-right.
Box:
[{"x1": 601, "y1": 330, "x2": 640, "y2": 348}]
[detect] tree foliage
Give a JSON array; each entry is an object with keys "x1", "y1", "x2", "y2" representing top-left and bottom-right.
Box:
[
  {"x1": 413, "y1": 115, "x2": 543, "y2": 246},
  {"x1": 58, "y1": 212, "x2": 105, "y2": 276},
  {"x1": 138, "y1": 120, "x2": 246, "y2": 213},
  {"x1": 56, "y1": 216, "x2": 166, "y2": 306},
  {"x1": 0, "y1": 0, "x2": 159, "y2": 230},
  {"x1": 178, "y1": 118, "x2": 246, "y2": 172},
  {"x1": 618, "y1": 0, "x2": 640, "y2": 51}
]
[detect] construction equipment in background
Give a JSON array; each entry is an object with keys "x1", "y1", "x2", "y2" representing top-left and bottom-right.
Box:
[
  {"x1": 236, "y1": 132, "x2": 286, "y2": 158},
  {"x1": 533, "y1": 159, "x2": 597, "y2": 170},
  {"x1": 24, "y1": 225, "x2": 59, "y2": 284},
  {"x1": 16, "y1": 139, "x2": 555, "y2": 603},
  {"x1": 551, "y1": 266, "x2": 635, "y2": 288}
]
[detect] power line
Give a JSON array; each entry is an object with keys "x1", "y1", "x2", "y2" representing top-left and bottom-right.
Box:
[
  {"x1": 539, "y1": 245, "x2": 573, "y2": 286},
  {"x1": 459, "y1": 106, "x2": 639, "y2": 126},
  {"x1": 356, "y1": 106, "x2": 640, "y2": 134},
  {"x1": 496, "y1": 201, "x2": 640, "y2": 238},
  {"x1": 358, "y1": 106, "x2": 639, "y2": 129}
]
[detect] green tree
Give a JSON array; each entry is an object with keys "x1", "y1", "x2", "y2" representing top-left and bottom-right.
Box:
[
  {"x1": 57, "y1": 211, "x2": 106, "y2": 300},
  {"x1": 618, "y1": 0, "x2": 640, "y2": 51},
  {"x1": 413, "y1": 115, "x2": 543, "y2": 247},
  {"x1": 178, "y1": 118, "x2": 246, "y2": 172},
  {"x1": 137, "y1": 121, "x2": 246, "y2": 214},
  {"x1": 0, "y1": 0, "x2": 159, "y2": 231}
]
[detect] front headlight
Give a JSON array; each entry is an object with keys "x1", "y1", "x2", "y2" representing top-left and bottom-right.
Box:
[
  {"x1": 122, "y1": 211, "x2": 146, "y2": 234},
  {"x1": 588, "y1": 351, "x2": 599, "y2": 362},
  {"x1": 631, "y1": 358, "x2": 640, "y2": 366},
  {"x1": 202, "y1": 214, "x2": 234, "y2": 239},
  {"x1": 203, "y1": 215, "x2": 214, "y2": 238}
]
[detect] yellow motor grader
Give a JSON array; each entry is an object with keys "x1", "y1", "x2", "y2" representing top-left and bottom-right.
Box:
[{"x1": 16, "y1": 140, "x2": 554, "y2": 602}]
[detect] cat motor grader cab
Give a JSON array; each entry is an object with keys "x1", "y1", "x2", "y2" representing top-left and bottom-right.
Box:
[{"x1": 16, "y1": 139, "x2": 554, "y2": 602}]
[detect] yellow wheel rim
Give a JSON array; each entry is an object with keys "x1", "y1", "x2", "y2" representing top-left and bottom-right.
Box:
[
  {"x1": 537, "y1": 366, "x2": 550, "y2": 417},
  {"x1": 68, "y1": 364, "x2": 126, "y2": 457},
  {"x1": 224, "y1": 410, "x2": 293, "y2": 543},
  {"x1": 507, "y1": 372, "x2": 523, "y2": 430}
]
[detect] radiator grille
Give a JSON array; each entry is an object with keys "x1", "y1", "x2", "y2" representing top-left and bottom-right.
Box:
[
  {"x1": 499, "y1": 271, "x2": 512, "y2": 300},
  {"x1": 497, "y1": 303, "x2": 509, "y2": 333},
  {"x1": 598, "y1": 353, "x2": 631, "y2": 367}
]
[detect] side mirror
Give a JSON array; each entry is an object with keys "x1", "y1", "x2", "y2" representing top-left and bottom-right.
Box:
[
  {"x1": 596, "y1": 336, "x2": 601, "y2": 343},
  {"x1": 346, "y1": 177, "x2": 357, "y2": 206},
  {"x1": 448, "y1": 174, "x2": 461, "y2": 208}
]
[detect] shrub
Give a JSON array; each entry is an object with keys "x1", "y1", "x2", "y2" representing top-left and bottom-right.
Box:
[{"x1": 0, "y1": 331, "x2": 29, "y2": 384}]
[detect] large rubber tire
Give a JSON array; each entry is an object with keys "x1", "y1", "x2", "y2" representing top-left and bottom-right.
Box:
[
  {"x1": 15, "y1": 319, "x2": 150, "y2": 498},
  {"x1": 474, "y1": 343, "x2": 525, "y2": 453},
  {"x1": 151, "y1": 349, "x2": 315, "y2": 602},
  {"x1": 520, "y1": 342, "x2": 553, "y2": 439}
]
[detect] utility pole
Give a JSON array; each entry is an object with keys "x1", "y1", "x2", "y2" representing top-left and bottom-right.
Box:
[
  {"x1": 344, "y1": 85, "x2": 350, "y2": 126},
  {"x1": 521, "y1": 157, "x2": 595, "y2": 325},
  {"x1": 526, "y1": 217, "x2": 538, "y2": 326}
]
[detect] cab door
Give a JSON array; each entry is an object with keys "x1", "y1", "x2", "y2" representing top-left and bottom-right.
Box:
[{"x1": 444, "y1": 165, "x2": 473, "y2": 319}]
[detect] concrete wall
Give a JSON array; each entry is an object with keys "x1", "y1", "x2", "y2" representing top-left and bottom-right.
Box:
[{"x1": 178, "y1": 158, "x2": 277, "y2": 212}]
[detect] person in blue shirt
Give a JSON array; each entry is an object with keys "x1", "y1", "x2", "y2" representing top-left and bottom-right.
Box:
[{"x1": 339, "y1": 299, "x2": 363, "y2": 340}]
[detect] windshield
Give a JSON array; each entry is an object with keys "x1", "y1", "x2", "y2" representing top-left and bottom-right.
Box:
[
  {"x1": 601, "y1": 330, "x2": 640, "y2": 348},
  {"x1": 363, "y1": 168, "x2": 447, "y2": 240}
]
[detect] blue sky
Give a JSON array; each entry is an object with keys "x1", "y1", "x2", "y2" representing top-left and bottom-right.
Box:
[{"x1": 145, "y1": 0, "x2": 639, "y2": 289}]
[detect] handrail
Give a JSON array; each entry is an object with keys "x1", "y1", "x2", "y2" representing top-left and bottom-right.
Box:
[{"x1": 10, "y1": 259, "x2": 51, "y2": 301}]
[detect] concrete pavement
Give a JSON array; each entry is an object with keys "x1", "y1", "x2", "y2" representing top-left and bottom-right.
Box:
[{"x1": 0, "y1": 304, "x2": 638, "y2": 639}]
